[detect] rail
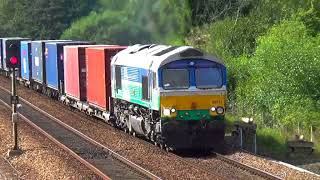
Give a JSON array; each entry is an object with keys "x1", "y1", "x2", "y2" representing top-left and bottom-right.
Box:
[{"x1": 213, "y1": 152, "x2": 282, "y2": 180}]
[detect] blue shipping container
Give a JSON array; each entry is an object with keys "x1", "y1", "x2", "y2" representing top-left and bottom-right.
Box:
[
  {"x1": 0, "y1": 39, "x2": 3, "y2": 70},
  {"x1": 20, "y1": 41, "x2": 32, "y2": 81},
  {"x1": 45, "y1": 41, "x2": 92, "y2": 92},
  {"x1": 31, "y1": 40, "x2": 71, "y2": 84}
]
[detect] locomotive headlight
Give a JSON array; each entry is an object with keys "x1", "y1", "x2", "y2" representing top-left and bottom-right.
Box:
[
  {"x1": 163, "y1": 108, "x2": 171, "y2": 116},
  {"x1": 216, "y1": 107, "x2": 225, "y2": 114},
  {"x1": 163, "y1": 108, "x2": 177, "y2": 117},
  {"x1": 210, "y1": 107, "x2": 216, "y2": 112}
]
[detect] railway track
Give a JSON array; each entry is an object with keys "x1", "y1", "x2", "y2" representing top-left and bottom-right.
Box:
[
  {"x1": 167, "y1": 150, "x2": 283, "y2": 180},
  {"x1": 212, "y1": 152, "x2": 282, "y2": 180},
  {"x1": 0, "y1": 87, "x2": 160, "y2": 180}
]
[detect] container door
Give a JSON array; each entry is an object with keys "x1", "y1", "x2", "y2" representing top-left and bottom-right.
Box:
[
  {"x1": 58, "y1": 45, "x2": 66, "y2": 93},
  {"x1": 21, "y1": 43, "x2": 30, "y2": 80},
  {"x1": 78, "y1": 48, "x2": 87, "y2": 100},
  {"x1": 46, "y1": 44, "x2": 58, "y2": 89},
  {"x1": 0, "y1": 40, "x2": 2, "y2": 70},
  {"x1": 2, "y1": 40, "x2": 7, "y2": 71},
  {"x1": 32, "y1": 43, "x2": 42, "y2": 83}
]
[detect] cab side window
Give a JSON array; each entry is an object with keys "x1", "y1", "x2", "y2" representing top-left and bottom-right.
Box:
[
  {"x1": 153, "y1": 72, "x2": 157, "y2": 89},
  {"x1": 142, "y1": 75, "x2": 149, "y2": 100},
  {"x1": 115, "y1": 66, "x2": 122, "y2": 90}
]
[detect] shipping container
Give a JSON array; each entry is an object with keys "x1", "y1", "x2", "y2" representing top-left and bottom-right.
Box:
[
  {"x1": 31, "y1": 40, "x2": 70, "y2": 85},
  {"x1": 86, "y1": 46, "x2": 126, "y2": 110},
  {"x1": 0, "y1": 39, "x2": 3, "y2": 70},
  {"x1": 45, "y1": 41, "x2": 92, "y2": 93},
  {"x1": 20, "y1": 41, "x2": 32, "y2": 81},
  {"x1": 64, "y1": 45, "x2": 114, "y2": 101},
  {"x1": 2, "y1": 37, "x2": 30, "y2": 75}
]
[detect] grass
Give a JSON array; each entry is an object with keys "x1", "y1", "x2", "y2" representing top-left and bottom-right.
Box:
[
  {"x1": 256, "y1": 128, "x2": 287, "y2": 160},
  {"x1": 224, "y1": 113, "x2": 320, "y2": 161}
]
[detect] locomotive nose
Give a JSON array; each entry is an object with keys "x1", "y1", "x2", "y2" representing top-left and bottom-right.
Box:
[{"x1": 160, "y1": 94, "x2": 225, "y2": 120}]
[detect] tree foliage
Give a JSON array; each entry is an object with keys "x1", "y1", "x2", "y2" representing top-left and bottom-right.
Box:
[
  {"x1": 187, "y1": 0, "x2": 320, "y2": 130},
  {"x1": 237, "y1": 20, "x2": 320, "y2": 128},
  {"x1": 188, "y1": 0, "x2": 315, "y2": 59},
  {"x1": 0, "y1": 0, "x2": 96, "y2": 39},
  {"x1": 62, "y1": 0, "x2": 191, "y2": 44},
  {"x1": 187, "y1": 0, "x2": 255, "y2": 26}
]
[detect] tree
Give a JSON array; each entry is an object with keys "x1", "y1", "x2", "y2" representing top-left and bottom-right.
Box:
[
  {"x1": 237, "y1": 20, "x2": 320, "y2": 128},
  {"x1": 187, "y1": 0, "x2": 256, "y2": 25},
  {"x1": 0, "y1": 0, "x2": 96, "y2": 39},
  {"x1": 62, "y1": 0, "x2": 191, "y2": 44}
]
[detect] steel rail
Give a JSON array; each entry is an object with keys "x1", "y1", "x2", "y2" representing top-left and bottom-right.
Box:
[
  {"x1": 0, "y1": 156, "x2": 19, "y2": 179},
  {"x1": 213, "y1": 152, "x2": 283, "y2": 180},
  {"x1": 0, "y1": 86, "x2": 160, "y2": 180}
]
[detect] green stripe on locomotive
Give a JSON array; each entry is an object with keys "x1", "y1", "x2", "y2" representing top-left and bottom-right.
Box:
[{"x1": 176, "y1": 110, "x2": 225, "y2": 121}]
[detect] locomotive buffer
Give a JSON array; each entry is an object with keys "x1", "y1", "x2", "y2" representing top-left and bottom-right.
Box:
[{"x1": 6, "y1": 42, "x2": 23, "y2": 156}]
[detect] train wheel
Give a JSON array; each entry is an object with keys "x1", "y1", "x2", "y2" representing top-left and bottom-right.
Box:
[
  {"x1": 160, "y1": 143, "x2": 164, "y2": 150},
  {"x1": 165, "y1": 146, "x2": 170, "y2": 152},
  {"x1": 124, "y1": 128, "x2": 129, "y2": 134}
]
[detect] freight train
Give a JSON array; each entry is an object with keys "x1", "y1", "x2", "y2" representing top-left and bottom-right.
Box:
[{"x1": 0, "y1": 37, "x2": 227, "y2": 151}]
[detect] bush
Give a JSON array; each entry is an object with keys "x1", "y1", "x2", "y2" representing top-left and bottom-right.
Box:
[{"x1": 236, "y1": 20, "x2": 320, "y2": 129}]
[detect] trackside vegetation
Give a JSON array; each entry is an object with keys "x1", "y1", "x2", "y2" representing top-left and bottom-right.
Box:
[{"x1": 186, "y1": 0, "x2": 320, "y2": 157}]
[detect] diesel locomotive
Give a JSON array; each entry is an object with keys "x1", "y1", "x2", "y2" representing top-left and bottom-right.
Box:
[{"x1": 110, "y1": 44, "x2": 227, "y2": 150}]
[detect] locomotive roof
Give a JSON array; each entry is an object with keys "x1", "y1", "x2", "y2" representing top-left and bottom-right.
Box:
[
  {"x1": 112, "y1": 44, "x2": 224, "y2": 71},
  {"x1": 45, "y1": 41, "x2": 92, "y2": 45},
  {"x1": 63, "y1": 44, "x2": 114, "y2": 48}
]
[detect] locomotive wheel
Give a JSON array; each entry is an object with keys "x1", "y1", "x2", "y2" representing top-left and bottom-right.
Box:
[
  {"x1": 165, "y1": 146, "x2": 170, "y2": 152},
  {"x1": 164, "y1": 144, "x2": 170, "y2": 152},
  {"x1": 160, "y1": 143, "x2": 164, "y2": 150}
]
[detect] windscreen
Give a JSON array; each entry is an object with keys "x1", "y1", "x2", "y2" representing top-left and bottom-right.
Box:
[
  {"x1": 195, "y1": 67, "x2": 222, "y2": 88},
  {"x1": 163, "y1": 69, "x2": 189, "y2": 89}
]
